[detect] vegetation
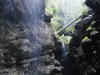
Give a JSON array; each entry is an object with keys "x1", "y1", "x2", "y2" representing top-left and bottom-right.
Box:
[
  {"x1": 82, "y1": 36, "x2": 91, "y2": 43},
  {"x1": 46, "y1": 0, "x2": 89, "y2": 48}
]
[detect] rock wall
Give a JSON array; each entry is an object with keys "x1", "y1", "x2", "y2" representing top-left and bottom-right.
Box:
[
  {"x1": 0, "y1": 0, "x2": 45, "y2": 23},
  {"x1": 0, "y1": 0, "x2": 62, "y2": 75},
  {"x1": 68, "y1": 0, "x2": 100, "y2": 75}
]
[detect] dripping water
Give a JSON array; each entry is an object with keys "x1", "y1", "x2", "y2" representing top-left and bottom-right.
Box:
[
  {"x1": 61, "y1": 40, "x2": 67, "y2": 62},
  {"x1": 2, "y1": 0, "x2": 46, "y2": 75},
  {"x1": 21, "y1": 0, "x2": 45, "y2": 75}
]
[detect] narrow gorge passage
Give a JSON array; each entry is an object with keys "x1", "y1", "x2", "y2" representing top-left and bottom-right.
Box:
[{"x1": 0, "y1": 0, "x2": 100, "y2": 75}]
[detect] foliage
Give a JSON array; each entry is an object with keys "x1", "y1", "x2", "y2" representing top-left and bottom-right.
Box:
[
  {"x1": 46, "y1": 0, "x2": 89, "y2": 47},
  {"x1": 65, "y1": 26, "x2": 75, "y2": 34},
  {"x1": 60, "y1": 35, "x2": 72, "y2": 45},
  {"x1": 86, "y1": 25, "x2": 93, "y2": 31},
  {"x1": 51, "y1": 16, "x2": 64, "y2": 31},
  {"x1": 46, "y1": 0, "x2": 65, "y2": 31},
  {"x1": 82, "y1": 6, "x2": 89, "y2": 15}
]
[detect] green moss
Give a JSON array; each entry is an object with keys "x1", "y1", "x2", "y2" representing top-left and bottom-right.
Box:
[
  {"x1": 55, "y1": 33, "x2": 60, "y2": 39},
  {"x1": 82, "y1": 36, "x2": 91, "y2": 43},
  {"x1": 90, "y1": 30, "x2": 98, "y2": 36},
  {"x1": 65, "y1": 26, "x2": 75, "y2": 33},
  {"x1": 91, "y1": 21, "x2": 96, "y2": 25},
  {"x1": 86, "y1": 26, "x2": 92, "y2": 31},
  {"x1": 51, "y1": 15, "x2": 64, "y2": 31},
  {"x1": 86, "y1": 21, "x2": 96, "y2": 31},
  {"x1": 81, "y1": 3, "x2": 89, "y2": 16}
]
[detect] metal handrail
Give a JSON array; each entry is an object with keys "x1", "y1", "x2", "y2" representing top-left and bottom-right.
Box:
[{"x1": 57, "y1": 14, "x2": 83, "y2": 35}]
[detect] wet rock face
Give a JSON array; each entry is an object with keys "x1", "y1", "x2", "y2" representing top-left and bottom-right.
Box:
[
  {"x1": 0, "y1": 0, "x2": 62, "y2": 75},
  {"x1": 44, "y1": 11, "x2": 53, "y2": 23},
  {"x1": 0, "y1": 0, "x2": 45, "y2": 23},
  {"x1": 68, "y1": 0, "x2": 100, "y2": 75},
  {"x1": 0, "y1": 23, "x2": 62, "y2": 75}
]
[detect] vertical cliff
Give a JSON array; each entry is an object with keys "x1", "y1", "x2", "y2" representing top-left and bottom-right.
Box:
[
  {"x1": 68, "y1": 0, "x2": 100, "y2": 75},
  {"x1": 0, "y1": 0, "x2": 62, "y2": 75}
]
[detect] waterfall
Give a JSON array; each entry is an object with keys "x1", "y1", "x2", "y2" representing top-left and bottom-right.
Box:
[
  {"x1": 3, "y1": 0, "x2": 45, "y2": 23},
  {"x1": 61, "y1": 40, "x2": 67, "y2": 62},
  {"x1": 22, "y1": 0, "x2": 45, "y2": 75}
]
